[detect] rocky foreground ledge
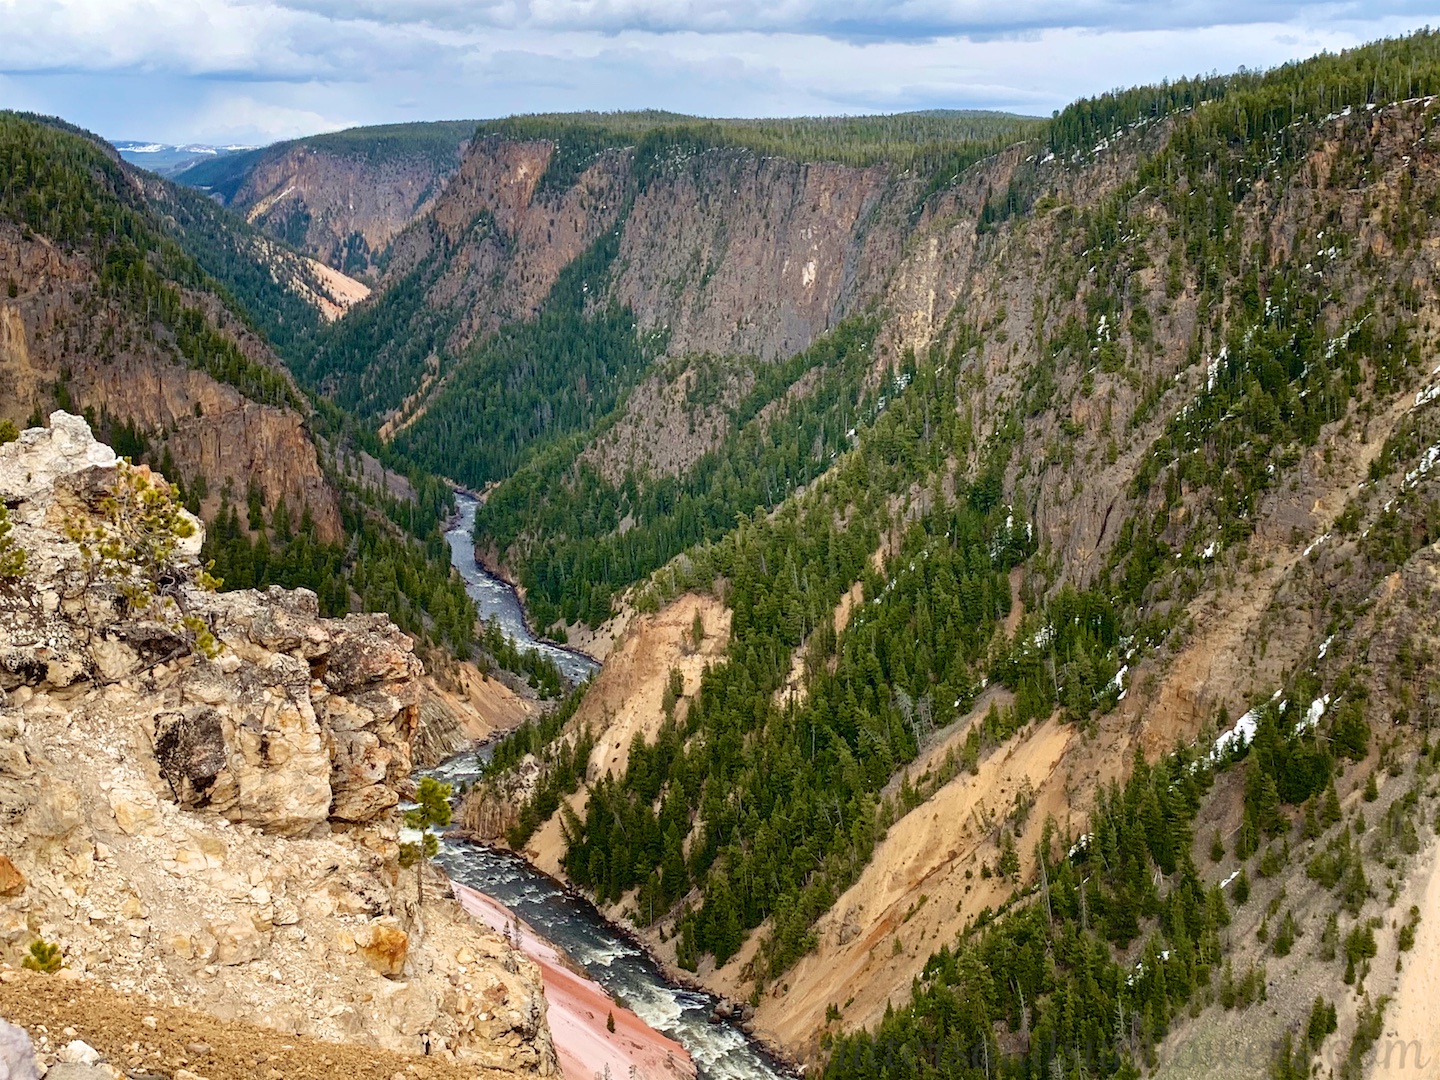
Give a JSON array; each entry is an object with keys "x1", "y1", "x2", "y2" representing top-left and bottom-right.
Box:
[{"x1": 0, "y1": 414, "x2": 558, "y2": 1076}]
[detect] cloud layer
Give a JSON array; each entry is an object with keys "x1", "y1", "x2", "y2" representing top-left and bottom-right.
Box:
[{"x1": 0, "y1": 1, "x2": 1435, "y2": 143}]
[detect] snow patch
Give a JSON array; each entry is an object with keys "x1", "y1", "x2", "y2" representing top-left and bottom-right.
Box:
[
  {"x1": 1297, "y1": 694, "x2": 1330, "y2": 734},
  {"x1": 1211, "y1": 691, "x2": 1282, "y2": 760},
  {"x1": 1404, "y1": 441, "x2": 1440, "y2": 488}
]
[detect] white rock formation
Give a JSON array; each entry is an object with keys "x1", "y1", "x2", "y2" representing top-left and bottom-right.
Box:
[{"x1": 0, "y1": 415, "x2": 557, "y2": 1074}]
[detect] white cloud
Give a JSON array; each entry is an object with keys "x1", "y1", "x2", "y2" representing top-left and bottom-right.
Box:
[
  {"x1": 267, "y1": 0, "x2": 1440, "y2": 40},
  {"x1": 0, "y1": 0, "x2": 1436, "y2": 142},
  {"x1": 182, "y1": 94, "x2": 358, "y2": 142}
]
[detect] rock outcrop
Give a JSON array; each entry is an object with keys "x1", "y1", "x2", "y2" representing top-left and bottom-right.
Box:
[{"x1": 0, "y1": 415, "x2": 557, "y2": 1074}]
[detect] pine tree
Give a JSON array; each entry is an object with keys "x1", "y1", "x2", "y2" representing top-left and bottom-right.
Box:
[{"x1": 400, "y1": 777, "x2": 453, "y2": 907}]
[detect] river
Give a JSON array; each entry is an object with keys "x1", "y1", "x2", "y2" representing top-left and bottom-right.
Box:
[
  {"x1": 445, "y1": 493, "x2": 600, "y2": 685},
  {"x1": 436, "y1": 495, "x2": 792, "y2": 1080}
]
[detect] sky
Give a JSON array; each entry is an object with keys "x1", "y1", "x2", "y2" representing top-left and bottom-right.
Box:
[{"x1": 0, "y1": 1, "x2": 1436, "y2": 146}]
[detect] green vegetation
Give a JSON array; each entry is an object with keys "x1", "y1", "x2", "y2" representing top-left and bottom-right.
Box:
[
  {"x1": 0, "y1": 505, "x2": 25, "y2": 582},
  {"x1": 1050, "y1": 28, "x2": 1440, "y2": 160},
  {"x1": 476, "y1": 317, "x2": 889, "y2": 628},
  {"x1": 487, "y1": 109, "x2": 1044, "y2": 193},
  {"x1": 549, "y1": 349, "x2": 1064, "y2": 976},
  {"x1": 296, "y1": 109, "x2": 1041, "y2": 430},
  {"x1": 400, "y1": 776, "x2": 454, "y2": 907},
  {"x1": 7, "y1": 28, "x2": 1431, "y2": 1080},
  {"x1": 391, "y1": 223, "x2": 661, "y2": 486},
  {"x1": 0, "y1": 112, "x2": 301, "y2": 410},
  {"x1": 477, "y1": 617, "x2": 565, "y2": 698},
  {"x1": 825, "y1": 744, "x2": 1224, "y2": 1079},
  {"x1": 483, "y1": 687, "x2": 594, "y2": 849},
  {"x1": 292, "y1": 244, "x2": 464, "y2": 416},
  {"x1": 455, "y1": 34, "x2": 1440, "y2": 1071},
  {"x1": 820, "y1": 688, "x2": 1418, "y2": 1080},
  {"x1": 149, "y1": 179, "x2": 326, "y2": 365},
  {"x1": 22, "y1": 938, "x2": 62, "y2": 974},
  {"x1": 64, "y1": 461, "x2": 221, "y2": 657},
  {"x1": 172, "y1": 147, "x2": 269, "y2": 203},
  {"x1": 1339, "y1": 997, "x2": 1389, "y2": 1080},
  {"x1": 195, "y1": 468, "x2": 479, "y2": 658}
]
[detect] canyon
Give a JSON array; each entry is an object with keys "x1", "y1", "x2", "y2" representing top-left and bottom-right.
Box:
[{"x1": 8, "y1": 36, "x2": 1440, "y2": 1080}]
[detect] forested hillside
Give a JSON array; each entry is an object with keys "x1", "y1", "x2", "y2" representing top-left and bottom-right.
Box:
[
  {"x1": 0, "y1": 112, "x2": 543, "y2": 690},
  {"x1": 431, "y1": 28, "x2": 1440, "y2": 1077}
]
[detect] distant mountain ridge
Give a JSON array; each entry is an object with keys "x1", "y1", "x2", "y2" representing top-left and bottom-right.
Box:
[
  {"x1": 114, "y1": 139, "x2": 257, "y2": 177},
  {"x1": 174, "y1": 120, "x2": 482, "y2": 279}
]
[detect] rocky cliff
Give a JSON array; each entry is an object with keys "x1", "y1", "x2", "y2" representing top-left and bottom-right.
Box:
[
  {"x1": 383, "y1": 138, "x2": 632, "y2": 358},
  {"x1": 0, "y1": 415, "x2": 557, "y2": 1074},
  {"x1": 334, "y1": 135, "x2": 923, "y2": 441},
  {"x1": 183, "y1": 123, "x2": 478, "y2": 280},
  {"x1": 0, "y1": 213, "x2": 344, "y2": 542}
]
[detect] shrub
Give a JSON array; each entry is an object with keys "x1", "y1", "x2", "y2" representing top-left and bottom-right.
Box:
[
  {"x1": 0, "y1": 506, "x2": 25, "y2": 582},
  {"x1": 65, "y1": 461, "x2": 219, "y2": 657},
  {"x1": 22, "y1": 938, "x2": 62, "y2": 973}
]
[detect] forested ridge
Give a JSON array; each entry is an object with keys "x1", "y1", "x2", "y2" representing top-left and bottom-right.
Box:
[
  {"x1": 487, "y1": 109, "x2": 1044, "y2": 195},
  {"x1": 461, "y1": 26, "x2": 1440, "y2": 1079},
  {"x1": 145, "y1": 177, "x2": 328, "y2": 365},
  {"x1": 0, "y1": 112, "x2": 301, "y2": 410}
]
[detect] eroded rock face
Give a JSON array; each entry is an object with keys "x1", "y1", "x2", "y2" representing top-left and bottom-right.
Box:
[
  {"x1": 0, "y1": 415, "x2": 421, "y2": 836},
  {"x1": 0, "y1": 415, "x2": 559, "y2": 1074},
  {"x1": 0, "y1": 223, "x2": 344, "y2": 543}
]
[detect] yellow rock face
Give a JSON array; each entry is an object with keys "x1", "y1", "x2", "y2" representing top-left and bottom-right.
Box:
[
  {"x1": 0, "y1": 854, "x2": 24, "y2": 896},
  {"x1": 355, "y1": 921, "x2": 408, "y2": 978}
]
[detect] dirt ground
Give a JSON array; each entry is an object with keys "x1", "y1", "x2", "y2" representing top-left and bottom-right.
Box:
[{"x1": 0, "y1": 971, "x2": 518, "y2": 1080}]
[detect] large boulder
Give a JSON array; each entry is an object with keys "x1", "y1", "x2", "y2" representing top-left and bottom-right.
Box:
[
  {"x1": 355, "y1": 920, "x2": 409, "y2": 978},
  {"x1": 0, "y1": 1018, "x2": 40, "y2": 1080}
]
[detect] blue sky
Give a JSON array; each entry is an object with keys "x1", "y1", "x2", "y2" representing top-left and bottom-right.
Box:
[{"x1": 0, "y1": 1, "x2": 1434, "y2": 145}]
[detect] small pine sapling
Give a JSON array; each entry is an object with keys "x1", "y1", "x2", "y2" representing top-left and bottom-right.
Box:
[{"x1": 400, "y1": 776, "x2": 453, "y2": 906}]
